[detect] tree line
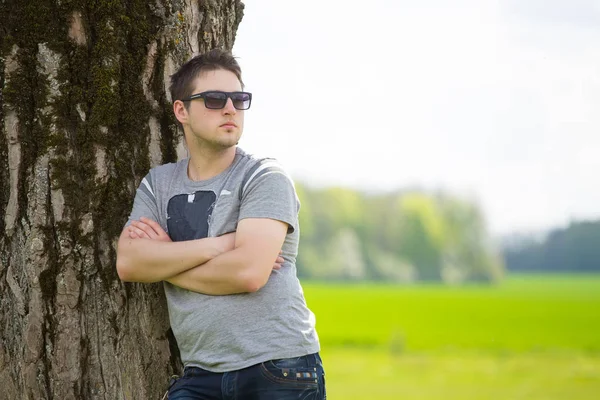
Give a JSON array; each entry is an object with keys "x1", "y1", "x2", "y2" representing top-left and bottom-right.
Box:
[{"x1": 502, "y1": 220, "x2": 600, "y2": 273}]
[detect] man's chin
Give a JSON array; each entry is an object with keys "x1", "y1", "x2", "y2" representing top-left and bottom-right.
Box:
[
  {"x1": 220, "y1": 134, "x2": 242, "y2": 148},
  {"x1": 213, "y1": 138, "x2": 240, "y2": 150},
  {"x1": 190, "y1": 133, "x2": 241, "y2": 151}
]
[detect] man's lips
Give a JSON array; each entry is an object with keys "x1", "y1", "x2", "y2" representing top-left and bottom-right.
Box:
[{"x1": 220, "y1": 122, "x2": 237, "y2": 128}]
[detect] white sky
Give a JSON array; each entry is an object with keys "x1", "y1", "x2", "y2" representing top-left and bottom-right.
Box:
[{"x1": 232, "y1": 0, "x2": 600, "y2": 236}]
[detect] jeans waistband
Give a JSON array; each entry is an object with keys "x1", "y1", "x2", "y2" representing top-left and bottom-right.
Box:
[{"x1": 183, "y1": 352, "x2": 321, "y2": 375}]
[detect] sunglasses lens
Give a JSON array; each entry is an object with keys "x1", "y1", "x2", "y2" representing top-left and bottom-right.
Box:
[
  {"x1": 231, "y1": 93, "x2": 251, "y2": 110},
  {"x1": 204, "y1": 92, "x2": 227, "y2": 109}
]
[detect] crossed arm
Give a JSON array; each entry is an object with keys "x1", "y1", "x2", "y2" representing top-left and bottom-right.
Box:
[{"x1": 116, "y1": 217, "x2": 287, "y2": 295}]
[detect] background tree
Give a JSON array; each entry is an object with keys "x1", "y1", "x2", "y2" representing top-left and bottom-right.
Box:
[{"x1": 0, "y1": 0, "x2": 244, "y2": 398}]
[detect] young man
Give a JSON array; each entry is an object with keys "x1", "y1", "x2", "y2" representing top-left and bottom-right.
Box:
[{"x1": 115, "y1": 49, "x2": 325, "y2": 399}]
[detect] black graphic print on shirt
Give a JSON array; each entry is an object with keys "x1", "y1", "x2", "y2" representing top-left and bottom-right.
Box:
[{"x1": 167, "y1": 191, "x2": 216, "y2": 242}]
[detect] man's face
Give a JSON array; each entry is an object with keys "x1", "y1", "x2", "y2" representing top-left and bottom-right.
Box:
[{"x1": 177, "y1": 69, "x2": 245, "y2": 151}]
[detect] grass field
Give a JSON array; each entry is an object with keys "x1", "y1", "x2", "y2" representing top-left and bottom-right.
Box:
[{"x1": 302, "y1": 274, "x2": 600, "y2": 399}]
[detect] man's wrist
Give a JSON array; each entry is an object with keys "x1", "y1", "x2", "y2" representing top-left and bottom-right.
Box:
[{"x1": 202, "y1": 236, "x2": 227, "y2": 261}]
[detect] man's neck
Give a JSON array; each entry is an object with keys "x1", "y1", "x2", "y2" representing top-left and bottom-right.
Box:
[{"x1": 187, "y1": 145, "x2": 237, "y2": 182}]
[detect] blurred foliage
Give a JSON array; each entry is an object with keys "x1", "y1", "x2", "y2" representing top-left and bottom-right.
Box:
[{"x1": 295, "y1": 183, "x2": 504, "y2": 283}]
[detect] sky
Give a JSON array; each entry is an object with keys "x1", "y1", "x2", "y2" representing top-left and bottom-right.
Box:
[{"x1": 231, "y1": 0, "x2": 600, "y2": 236}]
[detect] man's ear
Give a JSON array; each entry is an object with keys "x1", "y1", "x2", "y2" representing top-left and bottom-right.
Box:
[{"x1": 173, "y1": 100, "x2": 188, "y2": 125}]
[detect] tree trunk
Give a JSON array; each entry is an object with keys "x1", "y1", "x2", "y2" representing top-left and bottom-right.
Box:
[{"x1": 0, "y1": 1, "x2": 244, "y2": 398}]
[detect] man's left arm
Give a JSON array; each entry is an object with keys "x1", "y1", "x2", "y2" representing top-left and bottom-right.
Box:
[{"x1": 167, "y1": 161, "x2": 298, "y2": 295}]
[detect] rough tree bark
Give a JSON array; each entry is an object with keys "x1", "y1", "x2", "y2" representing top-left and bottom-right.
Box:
[{"x1": 0, "y1": 1, "x2": 244, "y2": 398}]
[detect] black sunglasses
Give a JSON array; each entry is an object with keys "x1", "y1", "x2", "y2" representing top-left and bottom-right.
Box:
[{"x1": 181, "y1": 91, "x2": 252, "y2": 110}]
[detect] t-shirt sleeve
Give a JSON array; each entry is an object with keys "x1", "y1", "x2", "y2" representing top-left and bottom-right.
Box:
[
  {"x1": 238, "y1": 160, "x2": 299, "y2": 233},
  {"x1": 124, "y1": 172, "x2": 160, "y2": 228}
]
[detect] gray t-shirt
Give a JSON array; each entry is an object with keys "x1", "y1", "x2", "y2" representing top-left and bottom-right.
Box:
[{"x1": 126, "y1": 147, "x2": 320, "y2": 372}]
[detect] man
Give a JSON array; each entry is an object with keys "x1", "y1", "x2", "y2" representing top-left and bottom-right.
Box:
[{"x1": 116, "y1": 49, "x2": 325, "y2": 399}]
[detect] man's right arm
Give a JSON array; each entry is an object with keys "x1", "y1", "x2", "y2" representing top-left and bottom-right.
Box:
[
  {"x1": 116, "y1": 219, "x2": 234, "y2": 283},
  {"x1": 117, "y1": 169, "x2": 236, "y2": 283}
]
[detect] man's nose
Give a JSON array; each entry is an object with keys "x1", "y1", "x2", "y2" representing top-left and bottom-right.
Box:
[{"x1": 222, "y1": 98, "x2": 237, "y2": 115}]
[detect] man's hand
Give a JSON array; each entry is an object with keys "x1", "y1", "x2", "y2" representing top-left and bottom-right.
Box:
[
  {"x1": 128, "y1": 217, "x2": 172, "y2": 242},
  {"x1": 128, "y1": 217, "x2": 284, "y2": 270}
]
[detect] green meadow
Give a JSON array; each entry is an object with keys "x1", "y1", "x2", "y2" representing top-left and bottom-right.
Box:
[{"x1": 302, "y1": 274, "x2": 600, "y2": 399}]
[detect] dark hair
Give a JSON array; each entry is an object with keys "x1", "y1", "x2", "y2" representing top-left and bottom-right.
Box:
[{"x1": 169, "y1": 48, "x2": 244, "y2": 104}]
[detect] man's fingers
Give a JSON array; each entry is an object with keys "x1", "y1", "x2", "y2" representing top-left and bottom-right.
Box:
[
  {"x1": 138, "y1": 217, "x2": 171, "y2": 242},
  {"x1": 272, "y1": 255, "x2": 285, "y2": 271},
  {"x1": 138, "y1": 228, "x2": 151, "y2": 239},
  {"x1": 129, "y1": 226, "x2": 150, "y2": 239},
  {"x1": 128, "y1": 219, "x2": 170, "y2": 242},
  {"x1": 140, "y1": 217, "x2": 165, "y2": 233},
  {"x1": 131, "y1": 220, "x2": 158, "y2": 237}
]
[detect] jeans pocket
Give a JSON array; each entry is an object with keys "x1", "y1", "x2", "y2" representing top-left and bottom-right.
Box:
[{"x1": 260, "y1": 357, "x2": 319, "y2": 388}]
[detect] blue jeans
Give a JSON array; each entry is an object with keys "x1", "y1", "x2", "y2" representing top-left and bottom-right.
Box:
[{"x1": 168, "y1": 352, "x2": 326, "y2": 400}]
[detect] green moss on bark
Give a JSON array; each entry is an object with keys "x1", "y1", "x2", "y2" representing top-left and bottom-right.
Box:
[{"x1": 1, "y1": 0, "x2": 170, "y2": 244}]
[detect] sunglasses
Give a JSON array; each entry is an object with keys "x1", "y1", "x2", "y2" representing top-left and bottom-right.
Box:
[{"x1": 181, "y1": 91, "x2": 252, "y2": 110}]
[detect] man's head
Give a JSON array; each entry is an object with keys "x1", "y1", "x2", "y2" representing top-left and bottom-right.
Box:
[{"x1": 170, "y1": 49, "x2": 249, "y2": 152}]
